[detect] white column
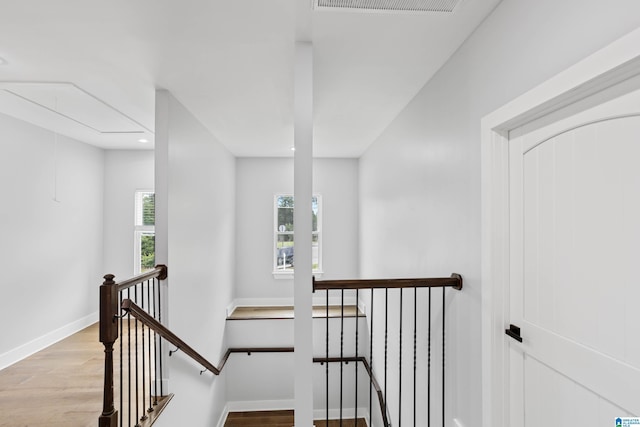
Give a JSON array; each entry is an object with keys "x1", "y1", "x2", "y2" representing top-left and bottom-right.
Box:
[
  {"x1": 154, "y1": 89, "x2": 170, "y2": 392},
  {"x1": 294, "y1": 42, "x2": 314, "y2": 427},
  {"x1": 154, "y1": 90, "x2": 169, "y2": 275}
]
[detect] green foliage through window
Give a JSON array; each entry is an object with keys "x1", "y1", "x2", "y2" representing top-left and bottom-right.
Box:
[
  {"x1": 141, "y1": 234, "x2": 155, "y2": 270},
  {"x1": 142, "y1": 194, "x2": 155, "y2": 226},
  {"x1": 136, "y1": 191, "x2": 155, "y2": 274}
]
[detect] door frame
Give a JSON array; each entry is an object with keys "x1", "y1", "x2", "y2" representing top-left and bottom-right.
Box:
[{"x1": 480, "y1": 27, "x2": 640, "y2": 427}]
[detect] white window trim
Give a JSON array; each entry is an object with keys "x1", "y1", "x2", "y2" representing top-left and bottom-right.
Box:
[
  {"x1": 272, "y1": 194, "x2": 323, "y2": 279},
  {"x1": 134, "y1": 189, "x2": 155, "y2": 275}
]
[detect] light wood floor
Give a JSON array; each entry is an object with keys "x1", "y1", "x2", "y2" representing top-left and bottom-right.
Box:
[{"x1": 0, "y1": 323, "x2": 103, "y2": 427}]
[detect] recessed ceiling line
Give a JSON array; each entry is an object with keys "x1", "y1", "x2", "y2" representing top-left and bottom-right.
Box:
[
  {"x1": 100, "y1": 131, "x2": 146, "y2": 134},
  {"x1": 70, "y1": 82, "x2": 154, "y2": 134},
  {"x1": 0, "y1": 81, "x2": 154, "y2": 134},
  {"x1": 4, "y1": 89, "x2": 104, "y2": 134}
]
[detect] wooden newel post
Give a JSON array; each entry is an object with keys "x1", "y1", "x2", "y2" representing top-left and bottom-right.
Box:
[{"x1": 99, "y1": 274, "x2": 119, "y2": 427}]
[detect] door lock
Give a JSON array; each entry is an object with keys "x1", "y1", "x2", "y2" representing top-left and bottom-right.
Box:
[{"x1": 506, "y1": 324, "x2": 523, "y2": 342}]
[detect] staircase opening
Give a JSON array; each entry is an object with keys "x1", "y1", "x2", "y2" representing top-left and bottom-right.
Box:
[{"x1": 98, "y1": 266, "x2": 463, "y2": 426}]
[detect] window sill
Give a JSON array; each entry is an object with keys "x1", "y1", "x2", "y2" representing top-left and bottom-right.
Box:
[{"x1": 272, "y1": 271, "x2": 324, "y2": 280}]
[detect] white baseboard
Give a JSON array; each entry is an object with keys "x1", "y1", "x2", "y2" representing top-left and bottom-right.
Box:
[
  {"x1": 216, "y1": 403, "x2": 230, "y2": 427},
  {"x1": 217, "y1": 400, "x2": 296, "y2": 427},
  {"x1": 0, "y1": 311, "x2": 98, "y2": 371},
  {"x1": 226, "y1": 399, "x2": 295, "y2": 413}
]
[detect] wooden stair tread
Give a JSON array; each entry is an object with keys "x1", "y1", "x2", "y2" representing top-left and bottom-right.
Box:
[
  {"x1": 227, "y1": 305, "x2": 363, "y2": 320},
  {"x1": 224, "y1": 410, "x2": 367, "y2": 426}
]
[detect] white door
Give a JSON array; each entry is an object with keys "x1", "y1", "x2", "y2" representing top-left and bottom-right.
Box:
[{"x1": 508, "y1": 87, "x2": 640, "y2": 426}]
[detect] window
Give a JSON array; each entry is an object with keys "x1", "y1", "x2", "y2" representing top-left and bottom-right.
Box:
[
  {"x1": 273, "y1": 194, "x2": 322, "y2": 276},
  {"x1": 134, "y1": 191, "x2": 155, "y2": 274}
]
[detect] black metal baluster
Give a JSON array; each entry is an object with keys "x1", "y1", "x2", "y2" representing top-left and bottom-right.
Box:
[
  {"x1": 340, "y1": 289, "x2": 344, "y2": 427},
  {"x1": 428, "y1": 287, "x2": 431, "y2": 427},
  {"x1": 134, "y1": 285, "x2": 140, "y2": 426},
  {"x1": 442, "y1": 287, "x2": 446, "y2": 427},
  {"x1": 157, "y1": 278, "x2": 164, "y2": 397},
  {"x1": 384, "y1": 288, "x2": 388, "y2": 420},
  {"x1": 369, "y1": 288, "x2": 374, "y2": 425},
  {"x1": 326, "y1": 288, "x2": 329, "y2": 425},
  {"x1": 140, "y1": 281, "x2": 148, "y2": 422},
  {"x1": 127, "y1": 287, "x2": 132, "y2": 427},
  {"x1": 147, "y1": 279, "x2": 154, "y2": 413},
  {"x1": 413, "y1": 286, "x2": 417, "y2": 427},
  {"x1": 354, "y1": 289, "x2": 359, "y2": 426},
  {"x1": 399, "y1": 288, "x2": 403, "y2": 427},
  {"x1": 120, "y1": 289, "x2": 124, "y2": 427},
  {"x1": 152, "y1": 278, "x2": 158, "y2": 405}
]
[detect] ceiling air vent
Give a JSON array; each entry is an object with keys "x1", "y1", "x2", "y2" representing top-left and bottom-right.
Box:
[{"x1": 315, "y1": 0, "x2": 461, "y2": 13}]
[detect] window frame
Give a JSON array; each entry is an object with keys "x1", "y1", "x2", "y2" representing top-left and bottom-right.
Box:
[
  {"x1": 134, "y1": 190, "x2": 155, "y2": 275},
  {"x1": 272, "y1": 193, "x2": 323, "y2": 279}
]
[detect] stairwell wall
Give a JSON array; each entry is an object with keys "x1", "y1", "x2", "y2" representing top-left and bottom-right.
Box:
[{"x1": 153, "y1": 90, "x2": 236, "y2": 426}]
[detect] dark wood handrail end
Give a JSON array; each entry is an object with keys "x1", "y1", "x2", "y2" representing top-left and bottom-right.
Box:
[
  {"x1": 451, "y1": 273, "x2": 463, "y2": 290},
  {"x1": 116, "y1": 265, "x2": 167, "y2": 292},
  {"x1": 156, "y1": 264, "x2": 168, "y2": 281}
]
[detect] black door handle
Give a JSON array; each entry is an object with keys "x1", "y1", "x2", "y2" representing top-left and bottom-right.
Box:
[{"x1": 506, "y1": 324, "x2": 523, "y2": 342}]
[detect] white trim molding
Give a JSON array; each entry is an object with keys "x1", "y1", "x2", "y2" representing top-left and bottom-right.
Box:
[
  {"x1": 216, "y1": 403, "x2": 230, "y2": 427},
  {"x1": 0, "y1": 311, "x2": 98, "y2": 370},
  {"x1": 481, "y1": 26, "x2": 640, "y2": 427}
]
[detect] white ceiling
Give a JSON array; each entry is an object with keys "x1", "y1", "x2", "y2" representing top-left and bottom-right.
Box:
[{"x1": 0, "y1": 0, "x2": 500, "y2": 157}]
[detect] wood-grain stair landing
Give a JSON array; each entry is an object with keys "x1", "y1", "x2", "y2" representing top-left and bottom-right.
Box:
[{"x1": 224, "y1": 410, "x2": 367, "y2": 427}]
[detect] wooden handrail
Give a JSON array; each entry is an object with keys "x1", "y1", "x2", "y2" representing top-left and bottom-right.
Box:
[
  {"x1": 116, "y1": 264, "x2": 167, "y2": 293},
  {"x1": 360, "y1": 357, "x2": 389, "y2": 427},
  {"x1": 122, "y1": 299, "x2": 221, "y2": 375},
  {"x1": 313, "y1": 273, "x2": 462, "y2": 291},
  {"x1": 313, "y1": 356, "x2": 390, "y2": 427},
  {"x1": 122, "y1": 299, "x2": 296, "y2": 376}
]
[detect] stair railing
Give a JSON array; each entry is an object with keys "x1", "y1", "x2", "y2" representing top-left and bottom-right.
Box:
[
  {"x1": 99, "y1": 264, "x2": 295, "y2": 427},
  {"x1": 313, "y1": 273, "x2": 463, "y2": 427},
  {"x1": 99, "y1": 265, "x2": 170, "y2": 427}
]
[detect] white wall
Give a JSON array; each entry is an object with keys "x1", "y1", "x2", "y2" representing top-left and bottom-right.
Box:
[
  {"x1": 359, "y1": 1, "x2": 640, "y2": 426},
  {"x1": 0, "y1": 112, "x2": 104, "y2": 369},
  {"x1": 103, "y1": 150, "x2": 154, "y2": 280},
  {"x1": 224, "y1": 315, "x2": 370, "y2": 418},
  {"x1": 235, "y1": 157, "x2": 359, "y2": 302},
  {"x1": 154, "y1": 90, "x2": 236, "y2": 427}
]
